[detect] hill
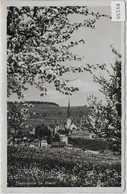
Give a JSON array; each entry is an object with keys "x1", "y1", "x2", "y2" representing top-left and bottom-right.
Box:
[
  {"x1": 7, "y1": 101, "x2": 59, "y2": 107},
  {"x1": 7, "y1": 101, "x2": 90, "y2": 129}
]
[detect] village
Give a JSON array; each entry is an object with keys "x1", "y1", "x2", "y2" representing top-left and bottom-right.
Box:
[{"x1": 8, "y1": 99, "x2": 98, "y2": 152}]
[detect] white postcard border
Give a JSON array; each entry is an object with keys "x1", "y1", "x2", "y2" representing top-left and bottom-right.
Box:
[{"x1": 1, "y1": 0, "x2": 126, "y2": 193}]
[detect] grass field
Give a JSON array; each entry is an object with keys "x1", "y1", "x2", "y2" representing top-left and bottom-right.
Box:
[{"x1": 8, "y1": 145, "x2": 121, "y2": 187}]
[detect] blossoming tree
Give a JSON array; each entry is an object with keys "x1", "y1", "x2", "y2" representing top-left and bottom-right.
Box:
[{"x1": 7, "y1": 6, "x2": 110, "y2": 98}]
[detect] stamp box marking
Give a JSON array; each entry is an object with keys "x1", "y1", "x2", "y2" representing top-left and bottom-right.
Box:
[{"x1": 111, "y1": 1, "x2": 125, "y2": 21}]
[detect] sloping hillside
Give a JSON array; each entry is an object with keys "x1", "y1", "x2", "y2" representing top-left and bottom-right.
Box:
[{"x1": 7, "y1": 101, "x2": 90, "y2": 129}]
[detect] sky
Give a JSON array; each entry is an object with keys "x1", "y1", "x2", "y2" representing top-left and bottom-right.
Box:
[{"x1": 8, "y1": 6, "x2": 122, "y2": 106}]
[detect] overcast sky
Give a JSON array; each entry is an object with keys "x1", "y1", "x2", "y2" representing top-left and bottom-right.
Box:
[{"x1": 8, "y1": 6, "x2": 122, "y2": 106}]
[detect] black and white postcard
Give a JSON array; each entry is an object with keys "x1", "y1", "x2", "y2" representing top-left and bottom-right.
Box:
[{"x1": 1, "y1": 0, "x2": 126, "y2": 193}]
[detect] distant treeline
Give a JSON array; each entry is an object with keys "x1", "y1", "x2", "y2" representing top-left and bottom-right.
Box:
[{"x1": 7, "y1": 101, "x2": 59, "y2": 106}]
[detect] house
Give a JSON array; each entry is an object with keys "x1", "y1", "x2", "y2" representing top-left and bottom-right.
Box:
[
  {"x1": 54, "y1": 123, "x2": 59, "y2": 134},
  {"x1": 89, "y1": 131, "x2": 96, "y2": 140},
  {"x1": 39, "y1": 137, "x2": 48, "y2": 147},
  {"x1": 70, "y1": 123, "x2": 77, "y2": 131},
  {"x1": 59, "y1": 134, "x2": 68, "y2": 145},
  {"x1": 29, "y1": 128, "x2": 35, "y2": 135}
]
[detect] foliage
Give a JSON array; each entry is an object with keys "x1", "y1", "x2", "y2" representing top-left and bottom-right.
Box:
[
  {"x1": 52, "y1": 133, "x2": 60, "y2": 142},
  {"x1": 8, "y1": 146, "x2": 121, "y2": 187},
  {"x1": 84, "y1": 47, "x2": 121, "y2": 153},
  {"x1": 83, "y1": 96, "x2": 109, "y2": 133},
  {"x1": 35, "y1": 124, "x2": 51, "y2": 140},
  {"x1": 7, "y1": 6, "x2": 110, "y2": 98},
  {"x1": 93, "y1": 46, "x2": 121, "y2": 117},
  {"x1": 7, "y1": 102, "x2": 33, "y2": 135}
]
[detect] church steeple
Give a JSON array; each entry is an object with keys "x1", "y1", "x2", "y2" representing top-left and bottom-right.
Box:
[{"x1": 67, "y1": 96, "x2": 71, "y2": 118}]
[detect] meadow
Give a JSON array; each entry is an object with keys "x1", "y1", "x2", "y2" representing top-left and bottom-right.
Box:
[
  {"x1": 7, "y1": 102, "x2": 121, "y2": 187},
  {"x1": 8, "y1": 145, "x2": 121, "y2": 187}
]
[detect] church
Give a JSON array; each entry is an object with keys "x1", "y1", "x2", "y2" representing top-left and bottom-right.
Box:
[
  {"x1": 65, "y1": 97, "x2": 96, "y2": 140},
  {"x1": 65, "y1": 97, "x2": 77, "y2": 133}
]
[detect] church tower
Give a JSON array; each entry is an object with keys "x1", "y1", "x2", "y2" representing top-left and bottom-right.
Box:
[
  {"x1": 66, "y1": 96, "x2": 72, "y2": 130},
  {"x1": 67, "y1": 96, "x2": 71, "y2": 118}
]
